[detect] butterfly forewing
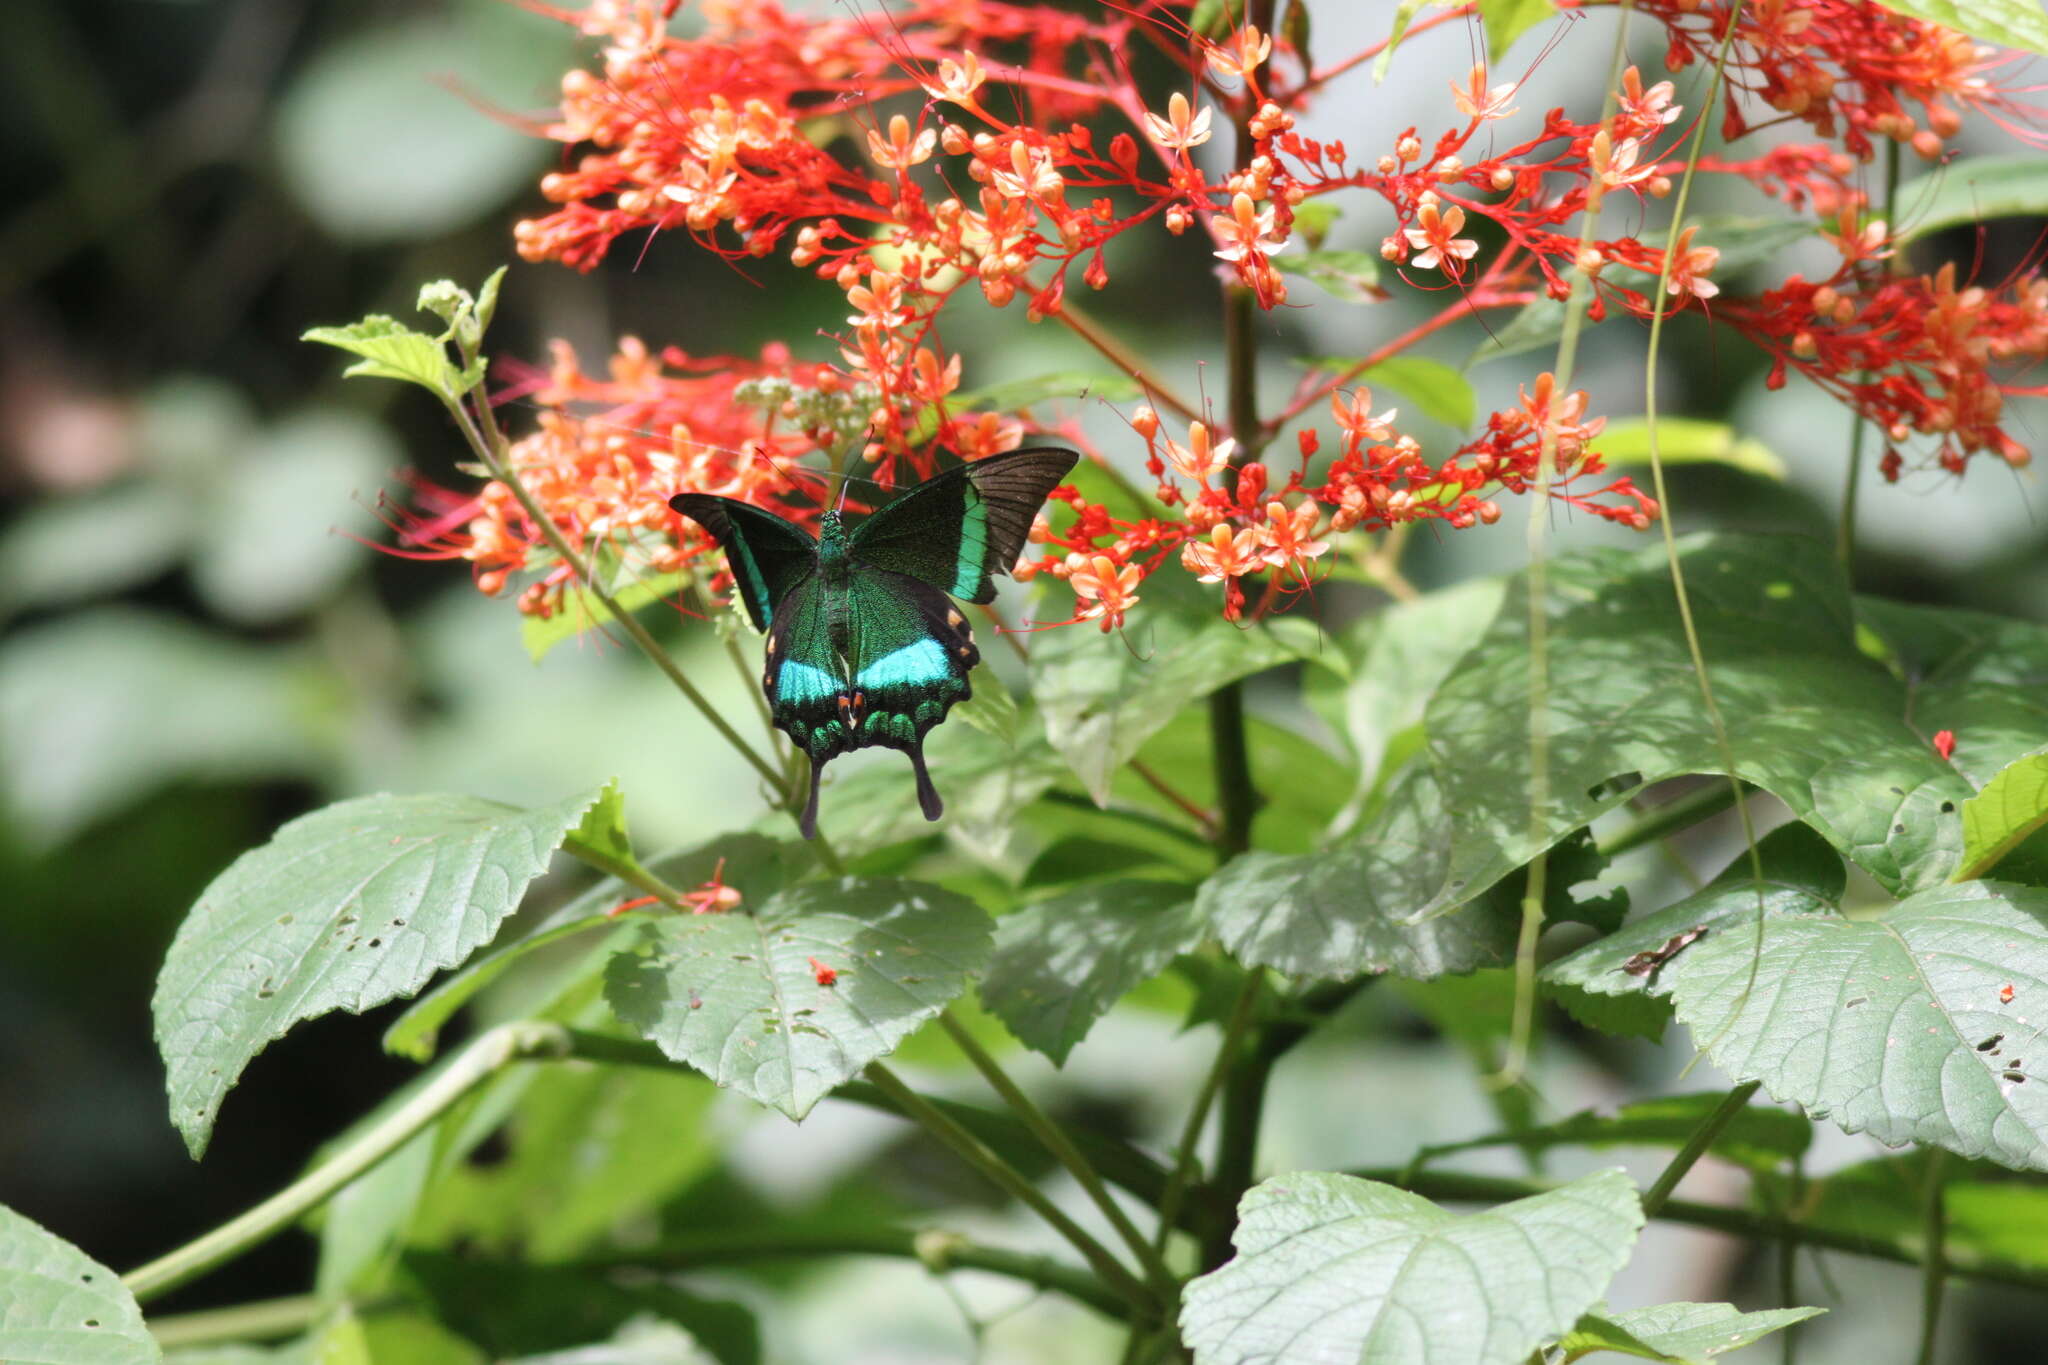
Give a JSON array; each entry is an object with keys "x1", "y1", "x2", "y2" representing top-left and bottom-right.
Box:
[
  {"x1": 847, "y1": 446, "x2": 1077, "y2": 603},
  {"x1": 668, "y1": 494, "x2": 818, "y2": 632}
]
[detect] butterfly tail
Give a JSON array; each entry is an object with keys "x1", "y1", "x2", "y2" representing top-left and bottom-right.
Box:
[
  {"x1": 908, "y1": 743, "x2": 945, "y2": 822},
  {"x1": 799, "y1": 756, "x2": 823, "y2": 840}
]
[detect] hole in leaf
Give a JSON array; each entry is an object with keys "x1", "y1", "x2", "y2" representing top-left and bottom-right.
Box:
[{"x1": 84, "y1": 1319, "x2": 99, "y2": 1328}]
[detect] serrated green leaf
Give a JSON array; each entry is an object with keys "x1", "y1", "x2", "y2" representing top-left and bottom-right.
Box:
[
  {"x1": 383, "y1": 833, "x2": 801, "y2": 1061},
  {"x1": 1893, "y1": 155, "x2": 2048, "y2": 244},
  {"x1": 302, "y1": 317, "x2": 459, "y2": 394},
  {"x1": 605, "y1": 878, "x2": 990, "y2": 1118},
  {"x1": 981, "y1": 881, "x2": 1203, "y2": 1064},
  {"x1": 1558, "y1": 1302, "x2": 1824, "y2": 1363},
  {"x1": 1417, "y1": 1092, "x2": 1811, "y2": 1175},
  {"x1": 1181, "y1": 1169, "x2": 1643, "y2": 1365},
  {"x1": 1671, "y1": 879, "x2": 2048, "y2": 1170},
  {"x1": 1298, "y1": 354, "x2": 1478, "y2": 429},
  {"x1": 1855, "y1": 599, "x2": 2048, "y2": 791},
  {"x1": 154, "y1": 787, "x2": 602, "y2": 1157},
  {"x1": 0, "y1": 1204, "x2": 158, "y2": 1365},
  {"x1": 1196, "y1": 761, "x2": 1519, "y2": 980},
  {"x1": 1958, "y1": 745, "x2": 2048, "y2": 881},
  {"x1": 1587, "y1": 418, "x2": 1787, "y2": 481},
  {"x1": 522, "y1": 572, "x2": 688, "y2": 662},
  {"x1": 1273, "y1": 249, "x2": 1384, "y2": 301},
  {"x1": 1543, "y1": 822, "x2": 1843, "y2": 1020},
  {"x1": 805, "y1": 718, "x2": 1067, "y2": 859},
  {"x1": 1871, "y1": 0, "x2": 2048, "y2": 56},
  {"x1": 1480, "y1": 0, "x2": 1559, "y2": 55},
  {"x1": 1426, "y1": 535, "x2": 1982, "y2": 918},
  {"x1": 1031, "y1": 606, "x2": 1311, "y2": 805}
]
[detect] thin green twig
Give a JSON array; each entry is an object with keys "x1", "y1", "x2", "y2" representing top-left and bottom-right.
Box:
[
  {"x1": 1153, "y1": 969, "x2": 1263, "y2": 1261},
  {"x1": 1640, "y1": 1080, "x2": 1762, "y2": 1217}
]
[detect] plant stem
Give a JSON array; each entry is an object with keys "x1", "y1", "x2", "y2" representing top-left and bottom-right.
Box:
[
  {"x1": 1054, "y1": 294, "x2": 1204, "y2": 424},
  {"x1": 1206, "y1": 681, "x2": 1258, "y2": 858},
  {"x1": 1130, "y1": 759, "x2": 1221, "y2": 838},
  {"x1": 579, "y1": 1227, "x2": 1127, "y2": 1320},
  {"x1": 1917, "y1": 1150, "x2": 1948, "y2": 1365},
  {"x1": 1597, "y1": 780, "x2": 1745, "y2": 858},
  {"x1": 1155, "y1": 970, "x2": 1261, "y2": 1260},
  {"x1": 148, "y1": 1295, "x2": 328, "y2": 1350},
  {"x1": 1641, "y1": 1080, "x2": 1762, "y2": 1217},
  {"x1": 123, "y1": 1020, "x2": 581, "y2": 1303},
  {"x1": 862, "y1": 1062, "x2": 1160, "y2": 1314},
  {"x1": 937, "y1": 1012, "x2": 1173, "y2": 1289},
  {"x1": 444, "y1": 393, "x2": 789, "y2": 799}
]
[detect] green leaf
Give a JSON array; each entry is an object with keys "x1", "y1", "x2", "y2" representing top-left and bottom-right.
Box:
[
  {"x1": 1479, "y1": 0, "x2": 1559, "y2": 56},
  {"x1": 402, "y1": 1252, "x2": 756, "y2": 1365},
  {"x1": 384, "y1": 833, "x2": 800, "y2": 1061},
  {"x1": 1180, "y1": 1169, "x2": 1643, "y2": 1365},
  {"x1": 1856, "y1": 599, "x2": 2048, "y2": 791},
  {"x1": 1426, "y1": 534, "x2": 1979, "y2": 918},
  {"x1": 605, "y1": 877, "x2": 991, "y2": 1118},
  {"x1": 1542, "y1": 822, "x2": 1844, "y2": 1030},
  {"x1": 0, "y1": 481, "x2": 194, "y2": 622},
  {"x1": 1671, "y1": 879, "x2": 2048, "y2": 1170},
  {"x1": 1273, "y1": 249, "x2": 1385, "y2": 301},
  {"x1": 1298, "y1": 355, "x2": 1477, "y2": 429},
  {"x1": 1870, "y1": 0, "x2": 2048, "y2": 56},
  {"x1": 1959, "y1": 745, "x2": 2048, "y2": 881},
  {"x1": 1292, "y1": 200, "x2": 1339, "y2": 249},
  {"x1": 1762, "y1": 1149, "x2": 2048, "y2": 1276},
  {"x1": 1587, "y1": 418, "x2": 1787, "y2": 481},
  {"x1": 1373, "y1": 0, "x2": 1429, "y2": 81},
  {"x1": 1417, "y1": 1092, "x2": 1811, "y2": 1175},
  {"x1": 807, "y1": 718, "x2": 1068, "y2": 859},
  {"x1": 190, "y1": 409, "x2": 398, "y2": 624},
  {"x1": 154, "y1": 787, "x2": 602, "y2": 1157},
  {"x1": 1031, "y1": 606, "x2": 1310, "y2": 805},
  {"x1": 274, "y1": 15, "x2": 566, "y2": 243},
  {"x1": 302, "y1": 316, "x2": 460, "y2": 395},
  {"x1": 507, "y1": 1319, "x2": 720, "y2": 1365},
  {"x1": 0, "y1": 608, "x2": 330, "y2": 849},
  {"x1": 1557, "y1": 1303, "x2": 1824, "y2": 1363},
  {"x1": 1893, "y1": 155, "x2": 2048, "y2": 243},
  {"x1": 980, "y1": 881, "x2": 1204, "y2": 1064},
  {"x1": 951, "y1": 664, "x2": 1023, "y2": 746},
  {"x1": 1195, "y1": 761, "x2": 1519, "y2": 980},
  {"x1": 522, "y1": 572, "x2": 687, "y2": 663},
  {"x1": 0, "y1": 1204, "x2": 159, "y2": 1365}
]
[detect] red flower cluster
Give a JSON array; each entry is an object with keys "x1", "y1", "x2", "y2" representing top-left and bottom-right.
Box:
[{"x1": 415, "y1": 0, "x2": 2042, "y2": 634}]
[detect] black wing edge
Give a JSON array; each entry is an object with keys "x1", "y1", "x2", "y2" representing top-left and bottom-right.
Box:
[{"x1": 668, "y1": 493, "x2": 817, "y2": 632}]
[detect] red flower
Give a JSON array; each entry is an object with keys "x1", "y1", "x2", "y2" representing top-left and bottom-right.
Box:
[
  {"x1": 1932, "y1": 730, "x2": 1957, "y2": 761},
  {"x1": 807, "y1": 956, "x2": 839, "y2": 987}
]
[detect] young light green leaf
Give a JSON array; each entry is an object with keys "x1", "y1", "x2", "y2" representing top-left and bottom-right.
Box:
[
  {"x1": 605, "y1": 878, "x2": 990, "y2": 1118},
  {"x1": 980, "y1": 881, "x2": 1204, "y2": 1064},
  {"x1": 0, "y1": 1204, "x2": 159, "y2": 1365},
  {"x1": 1543, "y1": 821, "x2": 1843, "y2": 1018},
  {"x1": 1870, "y1": 0, "x2": 2048, "y2": 56},
  {"x1": 1426, "y1": 535, "x2": 1981, "y2": 918},
  {"x1": 1181, "y1": 1169, "x2": 1643, "y2": 1365},
  {"x1": 383, "y1": 833, "x2": 800, "y2": 1061},
  {"x1": 1671, "y1": 880, "x2": 2048, "y2": 1171},
  {"x1": 1958, "y1": 745, "x2": 2048, "y2": 881},
  {"x1": 1273, "y1": 249, "x2": 1385, "y2": 301},
  {"x1": 1297, "y1": 355, "x2": 1477, "y2": 429},
  {"x1": 1373, "y1": 0, "x2": 1429, "y2": 80},
  {"x1": 1587, "y1": 418, "x2": 1788, "y2": 481},
  {"x1": 302, "y1": 317, "x2": 460, "y2": 395},
  {"x1": 1557, "y1": 1303, "x2": 1824, "y2": 1363},
  {"x1": 1032, "y1": 607, "x2": 1310, "y2": 805},
  {"x1": 1480, "y1": 0, "x2": 1559, "y2": 56},
  {"x1": 154, "y1": 787, "x2": 603, "y2": 1157},
  {"x1": 1893, "y1": 155, "x2": 2048, "y2": 244},
  {"x1": 1196, "y1": 761, "x2": 1519, "y2": 981}
]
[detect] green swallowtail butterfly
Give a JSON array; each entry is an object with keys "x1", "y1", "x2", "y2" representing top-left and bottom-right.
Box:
[{"x1": 670, "y1": 445, "x2": 1078, "y2": 838}]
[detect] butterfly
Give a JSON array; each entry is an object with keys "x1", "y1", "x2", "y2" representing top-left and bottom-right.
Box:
[{"x1": 670, "y1": 445, "x2": 1078, "y2": 838}]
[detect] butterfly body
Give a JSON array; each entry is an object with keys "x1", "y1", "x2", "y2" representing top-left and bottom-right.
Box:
[{"x1": 671, "y1": 446, "x2": 1076, "y2": 838}]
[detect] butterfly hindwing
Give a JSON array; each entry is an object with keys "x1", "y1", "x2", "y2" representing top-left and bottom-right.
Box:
[
  {"x1": 668, "y1": 493, "x2": 818, "y2": 632},
  {"x1": 847, "y1": 567, "x2": 978, "y2": 822},
  {"x1": 847, "y1": 446, "x2": 1077, "y2": 603}
]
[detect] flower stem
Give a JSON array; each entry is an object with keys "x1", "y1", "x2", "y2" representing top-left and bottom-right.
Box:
[
  {"x1": 1054, "y1": 294, "x2": 1203, "y2": 424},
  {"x1": 444, "y1": 392, "x2": 790, "y2": 800},
  {"x1": 1154, "y1": 969, "x2": 1261, "y2": 1260},
  {"x1": 148, "y1": 1295, "x2": 328, "y2": 1350},
  {"x1": 123, "y1": 1020, "x2": 583, "y2": 1303},
  {"x1": 937, "y1": 1012, "x2": 1173, "y2": 1290},
  {"x1": 862, "y1": 1062, "x2": 1161, "y2": 1314},
  {"x1": 1640, "y1": 1079, "x2": 1761, "y2": 1216}
]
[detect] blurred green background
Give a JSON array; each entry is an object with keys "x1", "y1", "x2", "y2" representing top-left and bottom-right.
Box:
[{"x1": 3, "y1": 1, "x2": 2044, "y2": 1360}]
